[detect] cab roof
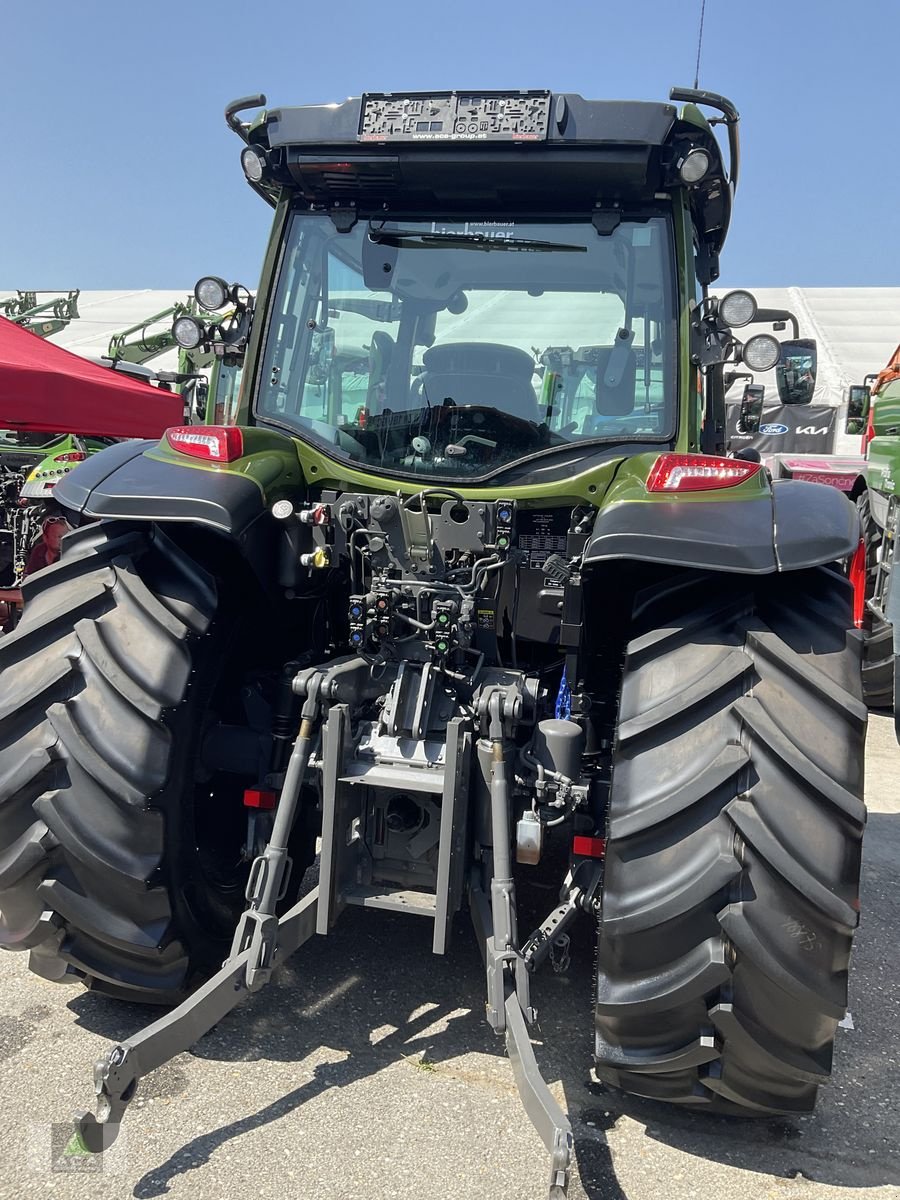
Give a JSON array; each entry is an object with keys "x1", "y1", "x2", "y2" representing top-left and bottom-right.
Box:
[{"x1": 232, "y1": 88, "x2": 736, "y2": 280}]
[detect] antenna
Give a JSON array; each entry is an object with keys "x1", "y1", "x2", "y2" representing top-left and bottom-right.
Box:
[{"x1": 694, "y1": 0, "x2": 708, "y2": 89}]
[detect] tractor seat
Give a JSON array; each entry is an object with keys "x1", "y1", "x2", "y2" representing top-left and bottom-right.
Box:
[{"x1": 418, "y1": 342, "x2": 539, "y2": 422}]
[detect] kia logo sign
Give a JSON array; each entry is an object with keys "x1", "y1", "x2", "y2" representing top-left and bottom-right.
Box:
[{"x1": 759, "y1": 423, "x2": 789, "y2": 435}]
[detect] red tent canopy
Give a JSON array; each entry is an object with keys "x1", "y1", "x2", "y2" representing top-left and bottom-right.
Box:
[{"x1": 0, "y1": 315, "x2": 183, "y2": 438}]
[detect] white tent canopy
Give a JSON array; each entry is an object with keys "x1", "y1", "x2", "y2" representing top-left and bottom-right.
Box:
[{"x1": 0, "y1": 289, "x2": 192, "y2": 375}]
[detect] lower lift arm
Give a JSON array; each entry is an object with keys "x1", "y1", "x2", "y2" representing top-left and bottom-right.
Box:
[
  {"x1": 76, "y1": 887, "x2": 320, "y2": 1152},
  {"x1": 77, "y1": 678, "x2": 325, "y2": 1153}
]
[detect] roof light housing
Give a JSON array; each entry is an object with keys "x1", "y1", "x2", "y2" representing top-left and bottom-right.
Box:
[
  {"x1": 172, "y1": 314, "x2": 205, "y2": 349},
  {"x1": 742, "y1": 333, "x2": 782, "y2": 372},
  {"x1": 241, "y1": 145, "x2": 268, "y2": 184},
  {"x1": 719, "y1": 289, "x2": 757, "y2": 329},
  {"x1": 194, "y1": 276, "x2": 230, "y2": 312},
  {"x1": 646, "y1": 453, "x2": 763, "y2": 493},
  {"x1": 678, "y1": 147, "x2": 711, "y2": 185},
  {"x1": 165, "y1": 425, "x2": 244, "y2": 463}
]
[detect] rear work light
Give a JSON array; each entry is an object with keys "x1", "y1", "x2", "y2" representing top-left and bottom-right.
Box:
[
  {"x1": 165, "y1": 425, "x2": 244, "y2": 463},
  {"x1": 646, "y1": 453, "x2": 762, "y2": 492}
]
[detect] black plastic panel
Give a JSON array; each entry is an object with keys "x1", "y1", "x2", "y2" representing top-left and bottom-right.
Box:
[
  {"x1": 55, "y1": 446, "x2": 264, "y2": 536},
  {"x1": 584, "y1": 482, "x2": 860, "y2": 576},
  {"x1": 770, "y1": 479, "x2": 858, "y2": 570},
  {"x1": 54, "y1": 440, "x2": 152, "y2": 515},
  {"x1": 585, "y1": 496, "x2": 777, "y2": 574},
  {"x1": 359, "y1": 92, "x2": 551, "y2": 143},
  {"x1": 267, "y1": 95, "x2": 675, "y2": 150}
]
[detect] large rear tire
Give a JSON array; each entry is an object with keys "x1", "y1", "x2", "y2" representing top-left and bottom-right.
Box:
[
  {"x1": 0, "y1": 522, "x2": 313, "y2": 1004},
  {"x1": 594, "y1": 566, "x2": 866, "y2": 1114}
]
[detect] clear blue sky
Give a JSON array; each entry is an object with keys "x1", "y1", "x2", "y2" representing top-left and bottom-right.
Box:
[{"x1": 3, "y1": 0, "x2": 898, "y2": 289}]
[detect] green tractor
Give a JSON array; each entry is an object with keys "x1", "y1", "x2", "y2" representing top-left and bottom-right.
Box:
[
  {"x1": 846, "y1": 348, "x2": 900, "y2": 727},
  {"x1": 0, "y1": 89, "x2": 866, "y2": 1194}
]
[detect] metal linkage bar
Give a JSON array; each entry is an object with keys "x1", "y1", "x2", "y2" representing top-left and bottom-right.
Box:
[
  {"x1": 467, "y1": 681, "x2": 574, "y2": 1198},
  {"x1": 504, "y1": 993, "x2": 573, "y2": 1200},
  {"x1": 77, "y1": 672, "x2": 328, "y2": 1153},
  {"x1": 76, "y1": 887, "x2": 320, "y2": 1153},
  {"x1": 228, "y1": 676, "x2": 322, "y2": 990}
]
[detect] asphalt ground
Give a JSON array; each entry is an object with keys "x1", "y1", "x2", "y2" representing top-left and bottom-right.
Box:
[{"x1": 0, "y1": 713, "x2": 897, "y2": 1200}]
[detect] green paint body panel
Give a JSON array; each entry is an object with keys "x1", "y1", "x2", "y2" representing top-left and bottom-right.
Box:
[
  {"x1": 867, "y1": 382, "x2": 900, "y2": 500},
  {"x1": 147, "y1": 426, "x2": 305, "y2": 501},
  {"x1": 0, "y1": 432, "x2": 109, "y2": 465},
  {"x1": 154, "y1": 430, "x2": 769, "y2": 514}
]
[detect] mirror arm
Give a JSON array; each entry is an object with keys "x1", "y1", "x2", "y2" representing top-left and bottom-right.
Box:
[
  {"x1": 225, "y1": 95, "x2": 268, "y2": 142},
  {"x1": 755, "y1": 307, "x2": 799, "y2": 339},
  {"x1": 724, "y1": 370, "x2": 754, "y2": 395},
  {"x1": 670, "y1": 87, "x2": 741, "y2": 191}
]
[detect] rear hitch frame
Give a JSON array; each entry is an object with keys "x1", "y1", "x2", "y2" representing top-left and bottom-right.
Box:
[{"x1": 74, "y1": 671, "x2": 580, "y2": 1198}]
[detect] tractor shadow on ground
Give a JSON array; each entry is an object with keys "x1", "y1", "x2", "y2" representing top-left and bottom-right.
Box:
[{"x1": 67, "y1": 813, "x2": 900, "y2": 1199}]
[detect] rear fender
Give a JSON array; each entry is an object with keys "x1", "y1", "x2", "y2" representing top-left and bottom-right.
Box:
[
  {"x1": 584, "y1": 479, "x2": 859, "y2": 574},
  {"x1": 54, "y1": 429, "x2": 305, "y2": 589}
]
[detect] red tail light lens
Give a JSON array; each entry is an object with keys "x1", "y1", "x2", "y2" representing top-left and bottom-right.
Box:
[
  {"x1": 54, "y1": 451, "x2": 88, "y2": 464},
  {"x1": 165, "y1": 425, "x2": 244, "y2": 463},
  {"x1": 848, "y1": 537, "x2": 866, "y2": 629},
  {"x1": 646, "y1": 453, "x2": 762, "y2": 493},
  {"x1": 572, "y1": 836, "x2": 606, "y2": 858}
]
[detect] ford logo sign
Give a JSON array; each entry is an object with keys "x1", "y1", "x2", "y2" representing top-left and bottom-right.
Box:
[{"x1": 759, "y1": 423, "x2": 788, "y2": 435}]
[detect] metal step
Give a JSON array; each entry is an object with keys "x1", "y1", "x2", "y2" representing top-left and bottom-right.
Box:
[
  {"x1": 343, "y1": 884, "x2": 437, "y2": 916},
  {"x1": 339, "y1": 761, "x2": 445, "y2": 793}
]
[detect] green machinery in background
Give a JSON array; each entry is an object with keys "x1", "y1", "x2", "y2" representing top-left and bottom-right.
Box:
[
  {"x1": 105, "y1": 294, "x2": 246, "y2": 426},
  {"x1": 1, "y1": 289, "x2": 81, "y2": 339}
]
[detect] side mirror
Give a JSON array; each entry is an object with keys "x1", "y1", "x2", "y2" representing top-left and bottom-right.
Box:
[
  {"x1": 845, "y1": 384, "x2": 870, "y2": 435},
  {"x1": 723, "y1": 370, "x2": 753, "y2": 395},
  {"x1": 737, "y1": 383, "x2": 765, "y2": 434},
  {"x1": 775, "y1": 338, "x2": 817, "y2": 405}
]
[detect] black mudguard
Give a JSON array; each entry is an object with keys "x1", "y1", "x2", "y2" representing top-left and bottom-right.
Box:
[
  {"x1": 55, "y1": 441, "x2": 266, "y2": 536},
  {"x1": 54, "y1": 439, "x2": 307, "y2": 591},
  {"x1": 584, "y1": 479, "x2": 859, "y2": 574}
]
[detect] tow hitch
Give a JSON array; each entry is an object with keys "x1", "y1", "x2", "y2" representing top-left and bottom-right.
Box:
[{"x1": 75, "y1": 663, "x2": 592, "y2": 1198}]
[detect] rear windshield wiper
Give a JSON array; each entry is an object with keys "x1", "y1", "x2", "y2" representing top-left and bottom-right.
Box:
[{"x1": 367, "y1": 226, "x2": 586, "y2": 253}]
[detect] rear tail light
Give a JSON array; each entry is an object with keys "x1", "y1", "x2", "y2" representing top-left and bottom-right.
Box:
[
  {"x1": 848, "y1": 537, "x2": 867, "y2": 628},
  {"x1": 54, "y1": 451, "x2": 88, "y2": 464},
  {"x1": 165, "y1": 425, "x2": 244, "y2": 463},
  {"x1": 572, "y1": 835, "x2": 606, "y2": 858},
  {"x1": 243, "y1": 788, "x2": 277, "y2": 810},
  {"x1": 646, "y1": 453, "x2": 762, "y2": 493}
]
